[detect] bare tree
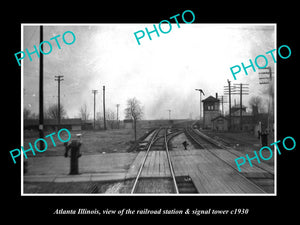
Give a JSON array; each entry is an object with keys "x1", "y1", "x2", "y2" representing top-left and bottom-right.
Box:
[
  {"x1": 124, "y1": 97, "x2": 143, "y2": 141},
  {"x1": 46, "y1": 104, "x2": 66, "y2": 120},
  {"x1": 105, "y1": 109, "x2": 116, "y2": 129},
  {"x1": 79, "y1": 103, "x2": 89, "y2": 122},
  {"x1": 24, "y1": 107, "x2": 31, "y2": 120}
]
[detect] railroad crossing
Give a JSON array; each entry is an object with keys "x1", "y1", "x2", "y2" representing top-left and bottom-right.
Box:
[
  {"x1": 24, "y1": 123, "x2": 274, "y2": 194},
  {"x1": 125, "y1": 125, "x2": 272, "y2": 194}
]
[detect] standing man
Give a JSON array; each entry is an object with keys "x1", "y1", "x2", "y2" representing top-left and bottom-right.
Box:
[
  {"x1": 261, "y1": 130, "x2": 269, "y2": 146},
  {"x1": 182, "y1": 141, "x2": 189, "y2": 150}
]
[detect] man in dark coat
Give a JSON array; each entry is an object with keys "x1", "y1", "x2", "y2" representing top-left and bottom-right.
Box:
[{"x1": 182, "y1": 141, "x2": 189, "y2": 150}]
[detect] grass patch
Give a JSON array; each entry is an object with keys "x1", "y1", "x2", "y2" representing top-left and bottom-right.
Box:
[{"x1": 23, "y1": 127, "x2": 150, "y2": 157}]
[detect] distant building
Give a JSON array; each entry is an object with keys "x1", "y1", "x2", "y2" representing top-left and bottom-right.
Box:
[
  {"x1": 202, "y1": 95, "x2": 220, "y2": 129},
  {"x1": 200, "y1": 95, "x2": 269, "y2": 133},
  {"x1": 230, "y1": 105, "x2": 254, "y2": 131},
  {"x1": 212, "y1": 115, "x2": 229, "y2": 131},
  {"x1": 24, "y1": 118, "x2": 82, "y2": 131},
  {"x1": 231, "y1": 104, "x2": 247, "y2": 116},
  {"x1": 123, "y1": 119, "x2": 133, "y2": 129},
  {"x1": 231, "y1": 115, "x2": 254, "y2": 131}
]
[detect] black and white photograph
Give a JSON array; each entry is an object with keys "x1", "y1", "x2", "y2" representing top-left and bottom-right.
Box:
[
  {"x1": 22, "y1": 24, "x2": 276, "y2": 195},
  {"x1": 4, "y1": 4, "x2": 298, "y2": 221}
]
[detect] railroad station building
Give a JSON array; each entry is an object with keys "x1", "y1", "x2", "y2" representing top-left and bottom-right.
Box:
[
  {"x1": 230, "y1": 105, "x2": 254, "y2": 131},
  {"x1": 201, "y1": 94, "x2": 267, "y2": 133},
  {"x1": 211, "y1": 115, "x2": 229, "y2": 131}
]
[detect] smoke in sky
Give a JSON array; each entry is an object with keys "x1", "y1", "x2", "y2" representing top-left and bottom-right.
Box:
[{"x1": 23, "y1": 24, "x2": 275, "y2": 120}]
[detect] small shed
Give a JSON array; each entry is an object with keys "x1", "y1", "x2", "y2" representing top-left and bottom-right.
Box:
[
  {"x1": 211, "y1": 115, "x2": 228, "y2": 131},
  {"x1": 123, "y1": 119, "x2": 133, "y2": 129}
]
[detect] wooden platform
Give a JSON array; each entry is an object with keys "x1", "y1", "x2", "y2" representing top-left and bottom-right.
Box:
[
  {"x1": 125, "y1": 149, "x2": 273, "y2": 194},
  {"x1": 25, "y1": 153, "x2": 137, "y2": 183},
  {"x1": 125, "y1": 151, "x2": 171, "y2": 179},
  {"x1": 170, "y1": 150, "x2": 268, "y2": 193},
  {"x1": 214, "y1": 148, "x2": 274, "y2": 178}
]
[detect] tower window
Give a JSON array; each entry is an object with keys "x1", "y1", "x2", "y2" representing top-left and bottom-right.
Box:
[{"x1": 207, "y1": 105, "x2": 214, "y2": 110}]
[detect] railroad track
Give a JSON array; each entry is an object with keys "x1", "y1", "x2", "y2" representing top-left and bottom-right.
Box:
[
  {"x1": 185, "y1": 126, "x2": 223, "y2": 149},
  {"x1": 130, "y1": 128, "x2": 179, "y2": 194},
  {"x1": 184, "y1": 125, "x2": 274, "y2": 184}
]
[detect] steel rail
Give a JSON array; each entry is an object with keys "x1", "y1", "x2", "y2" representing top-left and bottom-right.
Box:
[
  {"x1": 164, "y1": 128, "x2": 179, "y2": 194},
  {"x1": 184, "y1": 126, "x2": 268, "y2": 192},
  {"x1": 185, "y1": 127, "x2": 206, "y2": 149},
  {"x1": 130, "y1": 127, "x2": 180, "y2": 194},
  {"x1": 187, "y1": 126, "x2": 273, "y2": 178},
  {"x1": 130, "y1": 128, "x2": 161, "y2": 194}
]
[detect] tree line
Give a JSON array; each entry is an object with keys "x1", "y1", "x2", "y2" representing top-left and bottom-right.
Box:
[{"x1": 24, "y1": 97, "x2": 144, "y2": 141}]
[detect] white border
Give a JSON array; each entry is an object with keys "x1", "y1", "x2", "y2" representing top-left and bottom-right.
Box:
[
  {"x1": 21, "y1": 23, "x2": 24, "y2": 194},
  {"x1": 21, "y1": 23, "x2": 277, "y2": 196}
]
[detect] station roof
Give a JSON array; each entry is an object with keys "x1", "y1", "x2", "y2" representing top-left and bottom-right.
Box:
[
  {"x1": 211, "y1": 115, "x2": 229, "y2": 121},
  {"x1": 202, "y1": 95, "x2": 219, "y2": 102}
]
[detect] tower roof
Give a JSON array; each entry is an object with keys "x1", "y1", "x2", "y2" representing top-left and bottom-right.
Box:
[{"x1": 202, "y1": 95, "x2": 219, "y2": 102}]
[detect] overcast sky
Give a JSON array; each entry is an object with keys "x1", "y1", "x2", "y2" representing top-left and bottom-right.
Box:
[{"x1": 23, "y1": 24, "x2": 275, "y2": 120}]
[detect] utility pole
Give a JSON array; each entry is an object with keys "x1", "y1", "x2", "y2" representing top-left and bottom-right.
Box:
[
  {"x1": 168, "y1": 109, "x2": 171, "y2": 120},
  {"x1": 259, "y1": 66, "x2": 274, "y2": 131},
  {"x1": 103, "y1": 85, "x2": 107, "y2": 130},
  {"x1": 224, "y1": 79, "x2": 232, "y2": 130},
  {"x1": 259, "y1": 66, "x2": 273, "y2": 84},
  {"x1": 232, "y1": 83, "x2": 249, "y2": 130},
  {"x1": 195, "y1": 89, "x2": 205, "y2": 128},
  {"x1": 54, "y1": 75, "x2": 64, "y2": 128},
  {"x1": 39, "y1": 25, "x2": 44, "y2": 150},
  {"x1": 116, "y1": 104, "x2": 120, "y2": 129},
  {"x1": 239, "y1": 84, "x2": 243, "y2": 130},
  {"x1": 218, "y1": 95, "x2": 227, "y2": 116},
  {"x1": 92, "y1": 90, "x2": 98, "y2": 129}
]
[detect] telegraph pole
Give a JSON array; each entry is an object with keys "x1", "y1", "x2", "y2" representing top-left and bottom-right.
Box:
[
  {"x1": 39, "y1": 25, "x2": 44, "y2": 149},
  {"x1": 54, "y1": 75, "x2": 64, "y2": 128},
  {"x1": 103, "y1": 86, "x2": 107, "y2": 130},
  {"x1": 240, "y1": 84, "x2": 242, "y2": 130},
  {"x1": 92, "y1": 90, "x2": 98, "y2": 129},
  {"x1": 116, "y1": 104, "x2": 120, "y2": 129},
  {"x1": 168, "y1": 109, "x2": 171, "y2": 120},
  {"x1": 218, "y1": 95, "x2": 227, "y2": 116},
  {"x1": 232, "y1": 83, "x2": 249, "y2": 130},
  {"x1": 224, "y1": 80, "x2": 232, "y2": 130},
  {"x1": 259, "y1": 66, "x2": 274, "y2": 131},
  {"x1": 195, "y1": 89, "x2": 205, "y2": 128}
]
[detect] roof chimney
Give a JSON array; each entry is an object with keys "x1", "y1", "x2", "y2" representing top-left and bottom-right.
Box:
[{"x1": 215, "y1": 92, "x2": 218, "y2": 99}]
